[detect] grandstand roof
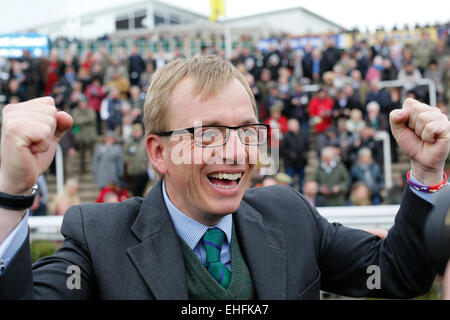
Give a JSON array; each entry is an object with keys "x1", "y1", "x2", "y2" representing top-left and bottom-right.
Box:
[{"x1": 225, "y1": 6, "x2": 346, "y2": 31}]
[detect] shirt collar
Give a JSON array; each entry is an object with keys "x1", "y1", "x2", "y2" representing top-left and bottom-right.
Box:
[{"x1": 161, "y1": 179, "x2": 232, "y2": 250}]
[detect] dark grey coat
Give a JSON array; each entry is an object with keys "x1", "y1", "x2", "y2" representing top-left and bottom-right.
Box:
[{"x1": 0, "y1": 182, "x2": 436, "y2": 299}]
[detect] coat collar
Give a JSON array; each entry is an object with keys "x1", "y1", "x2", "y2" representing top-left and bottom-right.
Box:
[
  {"x1": 127, "y1": 181, "x2": 189, "y2": 299},
  {"x1": 234, "y1": 200, "x2": 287, "y2": 299}
]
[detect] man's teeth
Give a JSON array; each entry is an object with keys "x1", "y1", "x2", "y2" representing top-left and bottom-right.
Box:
[{"x1": 208, "y1": 173, "x2": 243, "y2": 180}]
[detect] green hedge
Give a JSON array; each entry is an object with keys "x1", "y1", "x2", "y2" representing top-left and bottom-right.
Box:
[{"x1": 30, "y1": 241, "x2": 62, "y2": 263}]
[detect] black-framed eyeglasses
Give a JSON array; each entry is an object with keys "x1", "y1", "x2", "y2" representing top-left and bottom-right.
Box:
[{"x1": 156, "y1": 124, "x2": 270, "y2": 148}]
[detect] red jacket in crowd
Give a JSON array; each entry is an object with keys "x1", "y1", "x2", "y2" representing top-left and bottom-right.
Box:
[
  {"x1": 308, "y1": 95, "x2": 334, "y2": 133},
  {"x1": 96, "y1": 186, "x2": 130, "y2": 203},
  {"x1": 85, "y1": 82, "x2": 107, "y2": 113},
  {"x1": 265, "y1": 115, "x2": 288, "y2": 147}
]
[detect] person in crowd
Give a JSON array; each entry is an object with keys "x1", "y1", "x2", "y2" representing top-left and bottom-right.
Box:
[
  {"x1": 398, "y1": 61, "x2": 423, "y2": 93},
  {"x1": 423, "y1": 59, "x2": 444, "y2": 96},
  {"x1": 262, "y1": 81, "x2": 281, "y2": 118},
  {"x1": 255, "y1": 68, "x2": 272, "y2": 112},
  {"x1": 103, "y1": 56, "x2": 128, "y2": 84},
  {"x1": 91, "y1": 132, "x2": 124, "y2": 190},
  {"x1": 365, "y1": 55, "x2": 384, "y2": 83},
  {"x1": 412, "y1": 31, "x2": 436, "y2": 74},
  {"x1": 127, "y1": 85, "x2": 145, "y2": 124},
  {"x1": 54, "y1": 122, "x2": 77, "y2": 179},
  {"x1": 264, "y1": 45, "x2": 282, "y2": 80},
  {"x1": 140, "y1": 60, "x2": 155, "y2": 89},
  {"x1": 103, "y1": 191, "x2": 120, "y2": 203},
  {"x1": 365, "y1": 79, "x2": 392, "y2": 117},
  {"x1": 365, "y1": 101, "x2": 389, "y2": 132},
  {"x1": 346, "y1": 108, "x2": 366, "y2": 135},
  {"x1": 308, "y1": 86, "x2": 334, "y2": 137},
  {"x1": 265, "y1": 100, "x2": 288, "y2": 147},
  {"x1": 84, "y1": 76, "x2": 107, "y2": 135},
  {"x1": 310, "y1": 47, "x2": 324, "y2": 84},
  {"x1": 8, "y1": 60, "x2": 28, "y2": 99},
  {"x1": 48, "y1": 178, "x2": 81, "y2": 216},
  {"x1": 261, "y1": 176, "x2": 277, "y2": 187},
  {"x1": 333, "y1": 64, "x2": 352, "y2": 92},
  {"x1": 66, "y1": 81, "x2": 84, "y2": 111},
  {"x1": 302, "y1": 180, "x2": 327, "y2": 207},
  {"x1": 107, "y1": 70, "x2": 130, "y2": 100},
  {"x1": 381, "y1": 57, "x2": 398, "y2": 81},
  {"x1": 265, "y1": 101, "x2": 288, "y2": 171},
  {"x1": 385, "y1": 171, "x2": 407, "y2": 205},
  {"x1": 321, "y1": 38, "x2": 341, "y2": 74},
  {"x1": 348, "y1": 125, "x2": 382, "y2": 167},
  {"x1": 280, "y1": 118, "x2": 308, "y2": 193},
  {"x1": 77, "y1": 67, "x2": 91, "y2": 92},
  {"x1": 124, "y1": 123, "x2": 149, "y2": 197},
  {"x1": 29, "y1": 188, "x2": 47, "y2": 216},
  {"x1": 274, "y1": 172, "x2": 293, "y2": 187},
  {"x1": 347, "y1": 182, "x2": 372, "y2": 206},
  {"x1": 128, "y1": 46, "x2": 146, "y2": 86},
  {"x1": 315, "y1": 125, "x2": 340, "y2": 156},
  {"x1": 155, "y1": 50, "x2": 167, "y2": 70},
  {"x1": 290, "y1": 82, "x2": 310, "y2": 141},
  {"x1": 443, "y1": 57, "x2": 450, "y2": 104},
  {"x1": 4, "y1": 79, "x2": 26, "y2": 103},
  {"x1": 43, "y1": 49, "x2": 61, "y2": 96},
  {"x1": 334, "y1": 117, "x2": 355, "y2": 169},
  {"x1": 350, "y1": 148, "x2": 384, "y2": 205},
  {"x1": 100, "y1": 86, "x2": 129, "y2": 134},
  {"x1": 71, "y1": 94, "x2": 97, "y2": 174},
  {"x1": 314, "y1": 146, "x2": 351, "y2": 206},
  {"x1": 350, "y1": 69, "x2": 370, "y2": 107},
  {"x1": 57, "y1": 65, "x2": 77, "y2": 106},
  {"x1": 95, "y1": 181, "x2": 130, "y2": 203}
]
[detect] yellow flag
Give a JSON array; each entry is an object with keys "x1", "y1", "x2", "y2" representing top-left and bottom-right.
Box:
[{"x1": 210, "y1": 0, "x2": 225, "y2": 21}]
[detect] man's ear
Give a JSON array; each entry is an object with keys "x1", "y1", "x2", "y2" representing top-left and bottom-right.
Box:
[{"x1": 146, "y1": 134, "x2": 168, "y2": 176}]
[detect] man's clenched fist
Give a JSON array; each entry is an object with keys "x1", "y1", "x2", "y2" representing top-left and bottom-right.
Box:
[
  {"x1": 0, "y1": 97, "x2": 73, "y2": 196},
  {"x1": 390, "y1": 98, "x2": 450, "y2": 186}
]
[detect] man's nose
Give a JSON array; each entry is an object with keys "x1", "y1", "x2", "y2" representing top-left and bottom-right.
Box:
[{"x1": 223, "y1": 130, "x2": 247, "y2": 165}]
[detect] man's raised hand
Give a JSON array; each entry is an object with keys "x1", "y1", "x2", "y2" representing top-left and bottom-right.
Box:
[
  {"x1": 0, "y1": 97, "x2": 73, "y2": 196},
  {"x1": 390, "y1": 98, "x2": 450, "y2": 186}
]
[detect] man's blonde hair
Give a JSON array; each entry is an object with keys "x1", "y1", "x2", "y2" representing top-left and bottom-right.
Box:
[{"x1": 143, "y1": 55, "x2": 258, "y2": 137}]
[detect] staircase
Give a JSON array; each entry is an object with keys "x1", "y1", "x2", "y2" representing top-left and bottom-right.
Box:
[{"x1": 46, "y1": 150, "x2": 99, "y2": 206}]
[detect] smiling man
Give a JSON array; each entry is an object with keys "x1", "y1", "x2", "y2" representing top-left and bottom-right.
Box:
[{"x1": 0, "y1": 55, "x2": 449, "y2": 300}]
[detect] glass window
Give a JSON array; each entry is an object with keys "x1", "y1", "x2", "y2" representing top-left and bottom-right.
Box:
[
  {"x1": 169, "y1": 14, "x2": 180, "y2": 25},
  {"x1": 154, "y1": 12, "x2": 165, "y2": 26},
  {"x1": 115, "y1": 16, "x2": 129, "y2": 30},
  {"x1": 135, "y1": 15, "x2": 147, "y2": 28}
]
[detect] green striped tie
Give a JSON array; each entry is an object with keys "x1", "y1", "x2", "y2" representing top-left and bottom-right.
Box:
[{"x1": 203, "y1": 228, "x2": 231, "y2": 288}]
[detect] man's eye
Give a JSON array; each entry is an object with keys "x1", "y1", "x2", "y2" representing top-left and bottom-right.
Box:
[
  {"x1": 202, "y1": 130, "x2": 220, "y2": 139},
  {"x1": 242, "y1": 128, "x2": 257, "y2": 136}
]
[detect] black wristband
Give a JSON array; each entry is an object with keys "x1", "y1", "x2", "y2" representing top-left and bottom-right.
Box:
[{"x1": 0, "y1": 184, "x2": 38, "y2": 211}]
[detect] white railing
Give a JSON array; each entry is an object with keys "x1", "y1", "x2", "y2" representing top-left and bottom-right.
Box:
[
  {"x1": 378, "y1": 78, "x2": 437, "y2": 107},
  {"x1": 375, "y1": 130, "x2": 392, "y2": 189},
  {"x1": 28, "y1": 204, "x2": 399, "y2": 241}
]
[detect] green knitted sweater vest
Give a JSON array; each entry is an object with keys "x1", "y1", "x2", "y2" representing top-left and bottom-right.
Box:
[{"x1": 179, "y1": 225, "x2": 256, "y2": 300}]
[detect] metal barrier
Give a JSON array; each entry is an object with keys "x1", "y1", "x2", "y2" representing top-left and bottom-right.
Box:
[
  {"x1": 55, "y1": 144, "x2": 64, "y2": 195},
  {"x1": 28, "y1": 204, "x2": 399, "y2": 241},
  {"x1": 378, "y1": 78, "x2": 437, "y2": 107},
  {"x1": 375, "y1": 130, "x2": 392, "y2": 189}
]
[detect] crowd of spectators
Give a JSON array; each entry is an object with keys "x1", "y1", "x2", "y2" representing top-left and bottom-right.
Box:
[{"x1": 0, "y1": 24, "x2": 449, "y2": 214}]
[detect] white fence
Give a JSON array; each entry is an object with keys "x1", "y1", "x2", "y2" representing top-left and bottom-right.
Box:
[{"x1": 29, "y1": 204, "x2": 399, "y2": 241}]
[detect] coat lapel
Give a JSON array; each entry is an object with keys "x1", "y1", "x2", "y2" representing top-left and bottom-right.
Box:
[
  {"x1": 127, "y1": 182, "x2": 189, "y2": 299},
  {"x1": 234, "y1": 201, "x2": 287, "y2": 299}
]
